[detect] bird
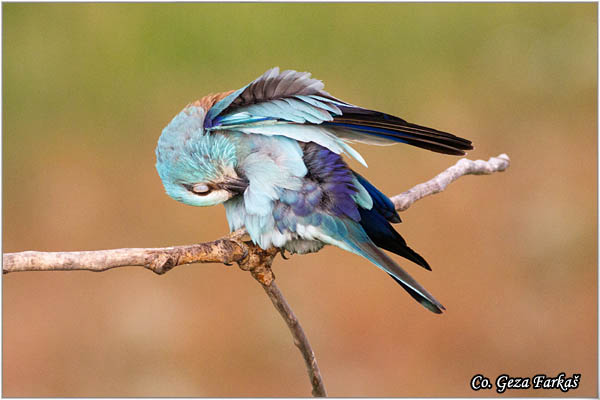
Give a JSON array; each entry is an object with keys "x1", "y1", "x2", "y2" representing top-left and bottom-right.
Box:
[{"x1": 156, "y1": 67, "x2": 472, "y2": 313}]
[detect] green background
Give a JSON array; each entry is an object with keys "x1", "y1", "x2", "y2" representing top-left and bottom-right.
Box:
[{"x1": 3, "y1": 3, "x2": 597, "y2": 397}]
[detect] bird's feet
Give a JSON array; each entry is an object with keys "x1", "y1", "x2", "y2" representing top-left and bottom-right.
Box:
[
  {"x1": 279, "y1": 248, "x2": 289, "y2": 260},
  {"x1": 224, "y1": 229, "x2": 249, "y2": 266}
]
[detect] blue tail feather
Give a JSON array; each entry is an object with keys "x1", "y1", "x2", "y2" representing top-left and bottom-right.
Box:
[{"x1": 336, "y1": 220, "x2": 444, "y2": 314}]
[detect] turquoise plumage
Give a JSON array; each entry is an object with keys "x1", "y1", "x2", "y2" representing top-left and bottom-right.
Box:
[{"x1": 156, "y1": 67, "x2": 473, "y2": 313}]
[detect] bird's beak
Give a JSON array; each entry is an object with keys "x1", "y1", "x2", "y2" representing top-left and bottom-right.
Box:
[{"x1": 218, "y1": 176, "x2": 249, "y2": 194}]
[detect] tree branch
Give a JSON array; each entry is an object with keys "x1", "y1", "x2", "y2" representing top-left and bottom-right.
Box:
[
  {"x1": 256, "y1": 278, "x2": 328, "y2": 397},
  {"x1": 2, "y1": 237, "x2": 247, "y2": 275},
  {"x1": 391, "y1": 153, "x2": 510, "y2": 211},
  {"x1": 2, "y1": 153, "x2": 510, "y2": 397}
]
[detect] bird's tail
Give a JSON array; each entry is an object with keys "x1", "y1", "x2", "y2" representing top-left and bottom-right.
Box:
[{"x1": 341, "y1": 221, "x2": 445, "y2": 314}]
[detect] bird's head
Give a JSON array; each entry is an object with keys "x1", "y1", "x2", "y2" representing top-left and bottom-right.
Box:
[{"x1": 155, "y1": 105, "x2": 247, "y2": 207}]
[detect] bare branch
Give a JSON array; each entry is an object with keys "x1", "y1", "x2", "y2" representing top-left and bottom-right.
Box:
[
  {"x1": 392, "y1": 153, "x2": 510, "y2": 211},
  {"x1": 2, "y1": 239, "x2": 246, "y2": 275},
  {"x1": 2, "y1": 153, "x2": 510, "y2": 397},
  {"x1": 256, "y1": 279, "x2": 328, "y2": 397}
]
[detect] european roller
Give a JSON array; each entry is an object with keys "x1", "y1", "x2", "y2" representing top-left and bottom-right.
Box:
[{"x1": 156, "y1": 68, "x2": 472, "y2": 313}]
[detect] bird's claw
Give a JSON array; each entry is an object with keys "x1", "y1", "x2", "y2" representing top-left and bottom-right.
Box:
[
  {"x1": 225, "y1": 229, "x2": 250, "y2": 266},
  {"x1": 279, "y1": 248, "x2": 289, "y2": 260},
  {"x1": 240, "y1": 246, "x2": 249, "y2": 262}
]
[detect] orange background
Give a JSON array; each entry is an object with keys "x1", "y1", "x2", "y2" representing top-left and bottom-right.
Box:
[{"x1": 3, "y1": 3, "x2": 597, "y2": 397}]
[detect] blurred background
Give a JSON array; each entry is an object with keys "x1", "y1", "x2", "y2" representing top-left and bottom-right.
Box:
[{"x1": 3, "y1": 3, "x2": 597, "y2": 397}]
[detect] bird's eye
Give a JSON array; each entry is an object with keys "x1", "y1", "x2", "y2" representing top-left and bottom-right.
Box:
[{"x1": 184, "y1": 183, "x2": 211, "y2": 196}]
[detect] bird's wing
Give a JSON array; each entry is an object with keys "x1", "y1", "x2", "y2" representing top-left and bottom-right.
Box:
[
  {"x1": 205, "y1": 67, "x2": 367, "y2": 166},
  {"x1": 205, "y1": 67, "x2": 472, "y2": 163}
]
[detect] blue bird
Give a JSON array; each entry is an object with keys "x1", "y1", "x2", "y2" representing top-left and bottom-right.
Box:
[{"x1": 156, "y1": 68, "x2": 472, "y2": 313}]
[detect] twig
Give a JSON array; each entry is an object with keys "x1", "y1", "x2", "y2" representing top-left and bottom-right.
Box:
[
  {"x1": 257, "y1": 279, "x2": 327, "y2": 397},
  {"x1": 391, "y1": 153, "x2": 510, "y2": 211},
  {"x1": 2, "y1": 153, "x2": 510, "y2": 396}
]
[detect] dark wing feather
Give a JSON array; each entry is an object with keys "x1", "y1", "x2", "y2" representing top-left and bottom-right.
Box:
[
  {"x1": 358, "y1": 205, "x2": 431, "y2": 271},
  {"x1": 353, "y1": 171, "x2": 431, "y2": 271},
  {"x1": 353, "y1": 172, "x2": 401, "y2": 223},
  {"x1": 326, "y1": 107, "x2": 473, "y2": 156}
]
